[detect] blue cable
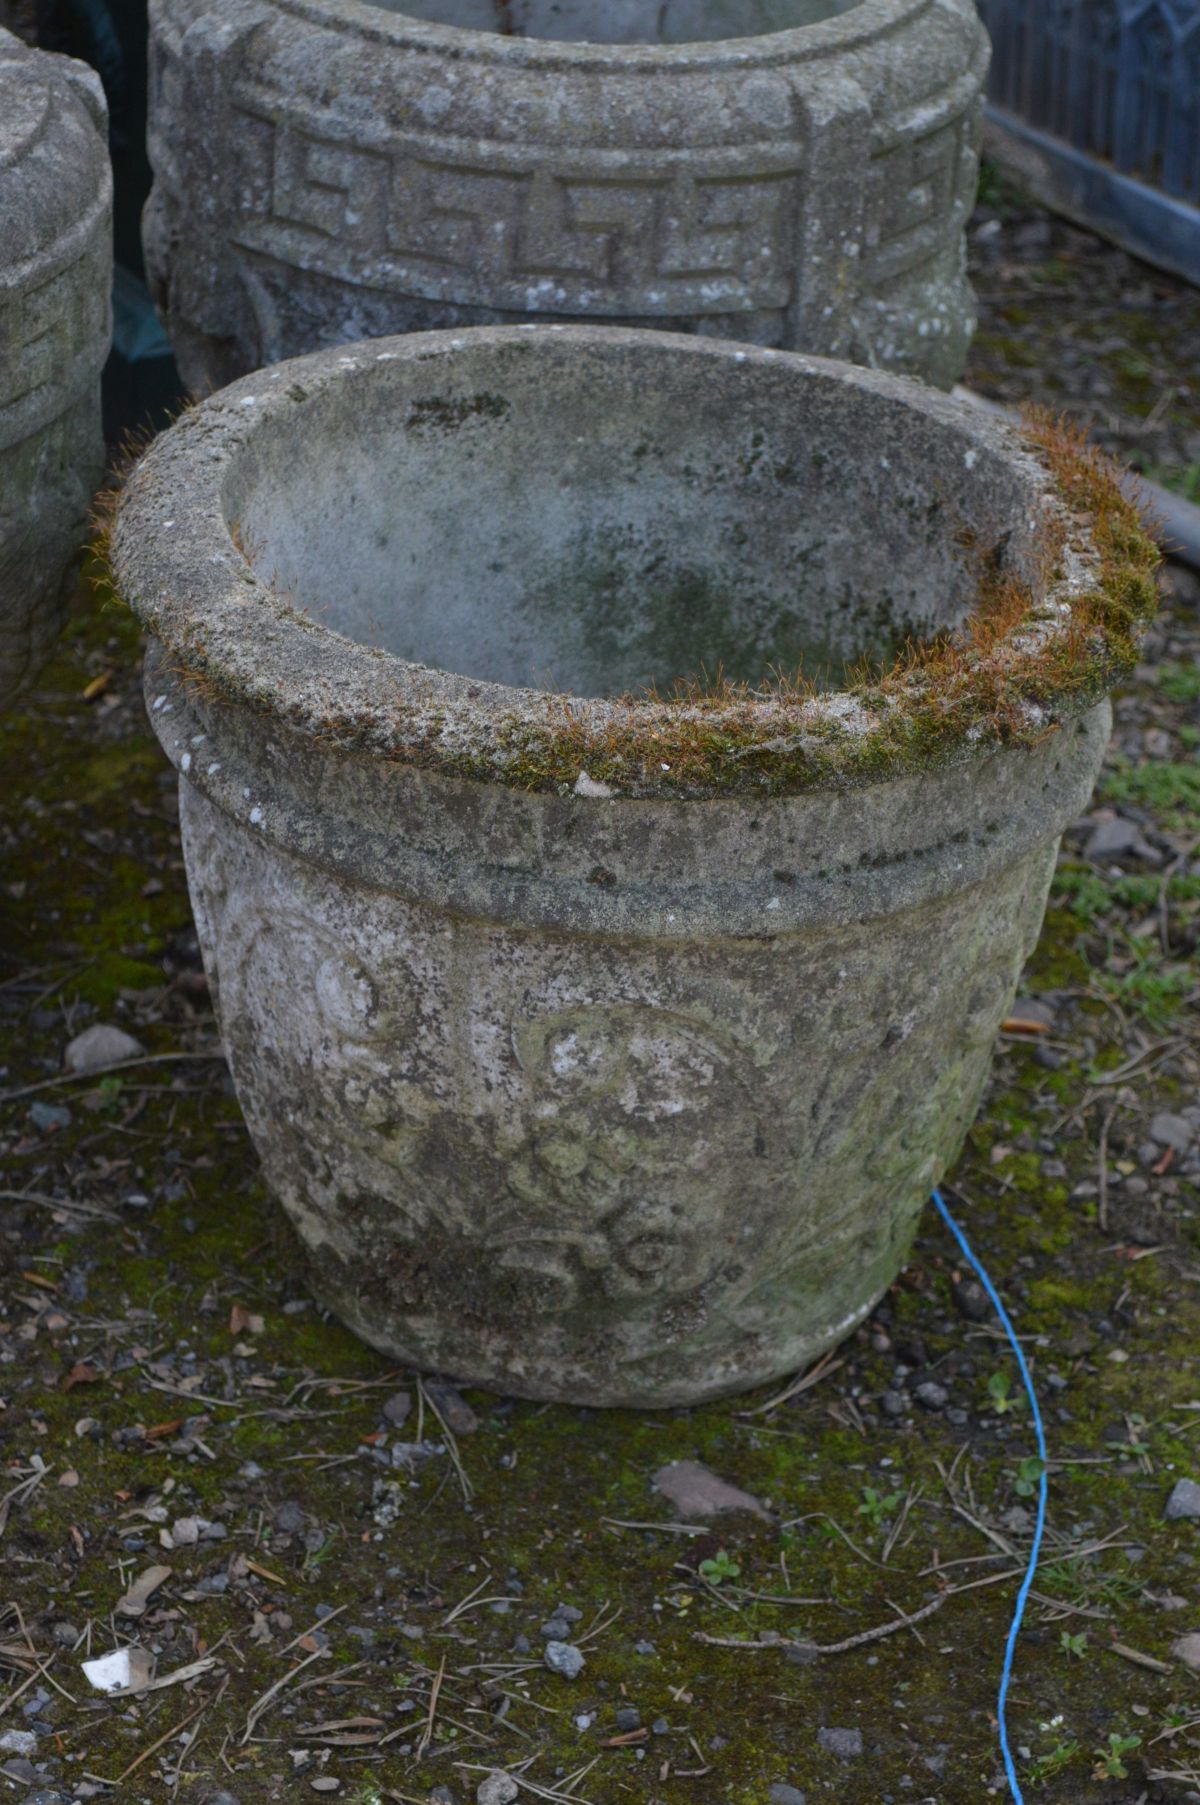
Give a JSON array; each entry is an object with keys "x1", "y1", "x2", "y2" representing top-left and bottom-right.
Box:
[{"x1": 931, "y1": 1187, "x2": 1048, "y2": 1805}]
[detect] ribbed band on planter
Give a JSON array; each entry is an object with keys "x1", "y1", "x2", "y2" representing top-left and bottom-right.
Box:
[
  {"x1": 0, "y1": 30, "x2": 112, "y2": 707},
  {"x1": 143, "y1": 0, "x2": 989, "y2": 396},
  {"x1": 113, "y1": 327, "x2": 1131, "y2": 1407}
]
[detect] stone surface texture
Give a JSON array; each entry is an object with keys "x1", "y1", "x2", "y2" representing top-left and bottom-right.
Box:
[
  {"x1": 144, "y1": 0, "x2": 988, "y2": 395},
  {"x1": 112, "y1": 327, "x2": 1113, "y2": 1407},
  {"x1": 0, "y1": 29, "x2": 111, "y2": 706}
]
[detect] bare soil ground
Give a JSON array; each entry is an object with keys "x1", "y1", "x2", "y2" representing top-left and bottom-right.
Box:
[{"x1": 1, "y1": 180, "x2": 1199, "y2": 1805}]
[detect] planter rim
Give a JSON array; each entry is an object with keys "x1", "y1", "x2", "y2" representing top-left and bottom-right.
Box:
[
  {"x1": 111, "y1": 325, "x2": 1156, "y2": 804},
  {"x1": 257, "y1": 0, "x2": 928, "y2": 69}
]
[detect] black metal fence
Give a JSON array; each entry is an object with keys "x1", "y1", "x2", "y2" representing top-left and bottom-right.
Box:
[{"x1": 978, "y1": 0, "x2": 1200, "y2": 282}]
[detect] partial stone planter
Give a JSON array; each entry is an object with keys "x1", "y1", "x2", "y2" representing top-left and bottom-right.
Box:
[
  {"x1": 144, "y1": 0, "x2": 989, "y2": 396},
  {"x1": 1, "y1": 30, "x2": 111, "y2": 707},
  {"x1": 112, "y1": 326, "x2": 1155, "y2": 1406}
]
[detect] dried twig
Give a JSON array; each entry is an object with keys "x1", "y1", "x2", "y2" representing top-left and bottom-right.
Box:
[
  {"x1": 739, "y1": 1351, "x2": 845, "y2": 1416},
  {"x1": 0, "y1": 1049, "x2": 225, "y2": 1105},
  {"x1": 1098, "y1": 1101, "x2": 1118, "y2": 1232},
  {"x1": 241, "y1": 1647, "x2": 327, "y2": 1742},
  {"x1": 418, "y1": 1379, "x2": 474, "y2": 1505},
  {"x1": 416, "y1": 1654, "x2": 446, "y2": 1759}
]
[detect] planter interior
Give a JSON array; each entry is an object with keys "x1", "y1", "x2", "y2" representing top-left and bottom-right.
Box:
[
  {"x1": 237, "y1": 336, "x2": 1038, "y2": 698},
  {"x1": 382, "y1": 0, "x2": 860, "y2": 42}
]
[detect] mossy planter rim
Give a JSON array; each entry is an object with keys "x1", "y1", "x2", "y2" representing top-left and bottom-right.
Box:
[
  {"x1": 258, "y1": 0, "x2": 923, "y2": 68},
  {"x1": 111, "y1": 325, "x2": 1153, "y2": 805}
]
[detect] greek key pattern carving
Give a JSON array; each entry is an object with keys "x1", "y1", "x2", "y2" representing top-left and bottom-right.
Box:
[
  {"x1": 0, "y1": 236, "x2": 109, "y2": 446},
  {"x1": 863, "y1": 101, "x2": 980, "y2": 286},
  {"x1": 228, "y1": 93, "x2": 803, "y2": 315}
]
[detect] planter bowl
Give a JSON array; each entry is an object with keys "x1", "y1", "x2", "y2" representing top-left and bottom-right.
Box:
[
  {"x1": 0, "y1": 30, "x2": 111, "y2": 707},
  {"x1": 112, "y1": 326, "x2": 1153, "y2": 1405},
  {"x1": 144, "y1": 0, "x2": 988, "y2": 393}
]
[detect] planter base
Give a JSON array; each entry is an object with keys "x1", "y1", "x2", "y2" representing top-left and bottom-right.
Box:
[{"x1": 178, "y1": 772, "x2": 1063, "y2": 1405}]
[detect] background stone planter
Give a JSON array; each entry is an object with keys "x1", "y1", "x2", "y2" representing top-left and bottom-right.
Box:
[
  {"x1": 111, "y1": 327, "x2": 1151, "y2": 1405},
  {"x1": 0, "y1": 30, "x2": 111, "y2": 707},
  {"x1": 144, "y1": 0, "x2": 988, "y2": 395}
]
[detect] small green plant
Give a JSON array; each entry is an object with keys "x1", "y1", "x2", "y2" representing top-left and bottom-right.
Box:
[
  {"x1": 1027, "y1": 1739, "x2": 1081, "y2": 1785},
  {"x1": 698, "y1": 1549, "x2": 741, "y2": 1586},
  {"x1": 856, "y1": 1485, "x2": 904, "y2": 1528},
  {"x1": 301, "y1": 1530, "x2": 339, "y2": 1578},
  {"x1": 1059, "y1": 1630, "x2": 1088, "y2": 1660},
  {"x1": 1156, "y1": 660, "x2": 1200, "y2": 703},
  {"x1": 97, "y1": 1074, "x2": 124, "y2": 1113},
  {"x1": 1141, "y1": 461, "x2": 1200, "y2": 506},
  {"x1": 1102, "y1": 755, "x2": 1200, "y2": 832},
  {"x1": 1093, "y1": 1732, "x2": 1141, "y2": 1780},
  {"x1": 1101, "y1": 934, "x2": 1194, "y2": 1027},
  {"x1": 988, "y1": 1371, "x2": 1023, "y2": 1415},
  {"x1": 1014, "y1": 1457, "x2": 1045, "y2": 1498}
]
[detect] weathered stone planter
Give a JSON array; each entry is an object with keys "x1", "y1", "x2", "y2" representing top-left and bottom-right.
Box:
[
  {"x1": 144, "y1": 0, "x2": 988, "y2": 396},
  {"x1": 112, "y1": 327, "x2": 1154, "y2": 1405},
  {"x1": 0, "y1": 30, "x2": 111, "y2": 707}
]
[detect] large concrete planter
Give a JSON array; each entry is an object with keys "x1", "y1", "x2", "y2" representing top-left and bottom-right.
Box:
[
  {"x1": 112, "y1": 327, "x2": 1154, "y2": 1405},
  {"x1": 144, "y1": 0, "x2": 988, "y2": 395},
  {"x1": 0, "y1": 30, "x2": 111, "y2": 707}
]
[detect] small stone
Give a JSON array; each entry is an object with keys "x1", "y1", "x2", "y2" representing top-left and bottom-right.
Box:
[
  {"x1": 945, "y1": 1408, "x2": 969, "y2": 1427},
  {"x1": 201, "y1": 1792, "x2": 242, "y2": 1805},
  {"x1": 476, "y1": 1773, "x2": 519, "y2": 1805},
  {"x1": 652, "y1": 1460, "x2": 768, "y2": 1520},
  {"x1": 30, "y1": 1101, "x2": 71, "y2": 1133},
  {"x1": 309, "y1": 1781, "x2": 340, "y2": 1795},
  {"x1": 1166, "y1": 1479, "x2": 1200, "y2": 1521},
  {"x1": 952, "y1": 1278, "x2": 991, "y2": 1322},
  {"x1": 543, "y1": 1641, "x2": 585, "y2": 1679},
  {"x1": 273, "y1": 1499, "x2": 306, "y2": 1534},
  {"x1": 1170, "y1": 1634, "x2": 1200, "y2": 1673},
  {"x1": 424, "y1": 1382, "x2": 479, "y2": 1434},
  {"x1": 879, "y1": 1391, "x2": 908, "y2": 1419},
  {"x1": 430, "y1": 1790, "x2": 457, "y2": 1805},
  {"x1": 382, "y1": 1390, "x2": 412, "y2": 1428},
  {"x1": 64, "y1": 1023, "x2": 144, "y2": 1075},
  {"x1": 651, "y1": 1717, "x2": 669, "y2": 1734},
  {"x1": 574, "y1": 771, "x2": 614, "y2": 799},
  {"x1": 769, "y1": 1787, "x2": 807, "y2": 1805},
  {"x1": 818, "y1": 1727, "x2": 864, "y2": 1760},
  {"x1": 540, "y1": 1617, "x2": 570, "y2": 1640},
  {"x1": 0, "y1": 1731, "x2": 37, "y2": 1757},
  {"x1": 914, "y1": 1381, "x2": 949, "y2": 1411},
  {"x1": 1150, "y1": 1112, "x2": 1194, "y2": 1153},
  {"x1": 614, "y1": 1706, "x2": 641, "y2": 1732},
  {"x1": 1086, "y1": 817, "x2": 1159, "y2": 863}
]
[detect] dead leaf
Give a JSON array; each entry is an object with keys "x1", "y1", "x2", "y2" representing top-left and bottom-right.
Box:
[
  {"x1": 652, "y1": 1460, "x2": 769, "y2": 1521},
  {"x1": 58, "y1": 1470, "x2": 79, "y2": 1488},
  {"x1": 1000, "y1": 1016, "x2": 1051, "y2": 1035},
  {"x1": 62, "y1": 1362, "x2": 102, "y2": 1392},
  {"x1": 116, "y1": 1563, "x2": 172, "y2": 1619},
  {"x1": 228, "y1": 1303, "x2": 265, "y2": 1336},
  {"x1": 245, "y1": 1557, "x2": 287, "y2": 1587},
  {"x1": 82, "y1": 670, "x2": 112, "y2": 701},
  {"x1": 143, "y1": 1418, "x2": 184, "y2": 1443}
]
